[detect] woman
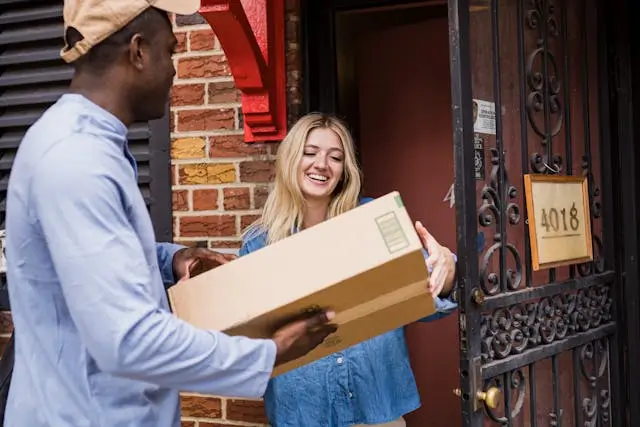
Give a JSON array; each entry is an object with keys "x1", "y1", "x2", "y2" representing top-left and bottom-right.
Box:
[{"x1": 241, "y1": 113, "x2": 458, "y2": 427}]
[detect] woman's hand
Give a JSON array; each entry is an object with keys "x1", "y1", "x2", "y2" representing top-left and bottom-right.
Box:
[{"x1": 414, "y1": 221, "x2": 456, "y2": 298}]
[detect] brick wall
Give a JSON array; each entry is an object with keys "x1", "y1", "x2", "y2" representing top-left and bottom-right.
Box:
[{"x1": 170, "y1": 2, "x2": 302, "y2": 426}]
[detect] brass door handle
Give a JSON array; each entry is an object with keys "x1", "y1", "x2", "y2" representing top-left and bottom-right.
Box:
[{"x1": 453, "y1": 386, "x2": 501, "y2": 409}]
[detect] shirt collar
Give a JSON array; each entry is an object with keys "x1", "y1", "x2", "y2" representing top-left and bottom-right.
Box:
[{"x1": 59, "y1": 93, "x2": 129, "y2": 141}]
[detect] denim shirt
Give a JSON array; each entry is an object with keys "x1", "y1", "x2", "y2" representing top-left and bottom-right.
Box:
[{"x1": 239, "y1": 197, "x2": 458, "y2": 427}]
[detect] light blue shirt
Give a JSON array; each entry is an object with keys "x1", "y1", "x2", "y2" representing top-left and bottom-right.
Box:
[
  {"x1": 4, "y1": 94, "x2": 277, "y2": 427},
  {"x1": 240, "y1": 197, "x2": 458, "y2": 427}
]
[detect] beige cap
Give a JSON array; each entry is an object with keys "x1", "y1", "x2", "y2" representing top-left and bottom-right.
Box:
[{"x1": 61, "y1": 0, "x2": 201, "y2": 63}]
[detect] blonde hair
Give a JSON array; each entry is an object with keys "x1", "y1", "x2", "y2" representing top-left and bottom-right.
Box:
[{"x1": 245, "y1": 113, "x2": 362, "y2": 245}]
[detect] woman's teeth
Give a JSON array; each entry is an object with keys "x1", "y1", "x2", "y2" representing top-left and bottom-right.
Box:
[{"x1": 308, "y1": 174, "x2": 328, "y2": 182}]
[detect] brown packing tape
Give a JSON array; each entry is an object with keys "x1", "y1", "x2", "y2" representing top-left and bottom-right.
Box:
[
  {"x1": 272, "y1": 280, "x2": 435, "y2": 376},
  {"x1": 332, "y1": 279, "x2": 428, "y2": 326}
]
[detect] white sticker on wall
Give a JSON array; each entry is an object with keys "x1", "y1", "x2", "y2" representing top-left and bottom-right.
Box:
[{"x1": 473, "y1": 99, "x2": 496, "y2": 135}]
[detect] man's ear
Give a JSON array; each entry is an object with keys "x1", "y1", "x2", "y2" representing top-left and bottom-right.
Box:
[{"x1": 128, "y1": 34, "x2": 145, "y2": 71}]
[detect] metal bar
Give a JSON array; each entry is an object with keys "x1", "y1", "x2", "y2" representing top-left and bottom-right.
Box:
[
  {"x1": 481, "y1": 271, "x2": 614, "y2": 310},
  {"x1": 541, "y1": 0, "x2": 552, "y2": 165},
  {"x1": 489, "y1": 0, "x2": 506, "y2": 294},
  {"x1": 541, "y1": 0, "x2": 557, "y2": 286},
  {"x1": 529, "y1": 363, "x2": 537, "y2": 427},
  {"x1": 560, "y1": 0, "x2": 576, "y2": 282},
  {"x1": 148, "y1": 104, "x2": 173, "y2": 243},
  {"x1": 580, "y1": 0, "x2": 596, "y2": 278},
  {"x1": 482, "y1": 323, "x2": 616, "y2": 379},
  {"x1": 447, "y1": 0, "x2": 479, "y2": 424},
  {"x1": 560, "y1": 0, "x2": 572, "y2": 177},
  {"x1": 593, "y1": 339, "x2": 600, "y2": 427},
  {"x1": 551, "y1": 355, "x2": 561, "y2": 427},
  {"x1": 596, "y1": 0, "x2": 625, "y2": 423},
  {"x1": 0, "y1": 46, "x2": 62, "y2": 66},
  {"x1": 0, "y1": 4, "x2": 62, "y2": 26},
  {"x1": 572, "y1": 348, "x2": 581, "y2": 427},
  {"x1": 614, "y1": 0, "x2": 640, "y2": 416},
  {"x1": 0, "y1": 67, "x2": 74, "y2": 88},
  {"x1": 504, "y1": 371, "x2": 512, "y2": 425},
  {"x1": 0, "y1": 24, "x2": 63, "y2": 45},
  {"x1": 516, "y1": 0, "x2": 533, "y2": 289}
]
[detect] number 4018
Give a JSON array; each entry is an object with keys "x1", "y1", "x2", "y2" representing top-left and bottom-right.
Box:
[{"x1": 540, "y1": 202, "x2": 580, "y2": 233}]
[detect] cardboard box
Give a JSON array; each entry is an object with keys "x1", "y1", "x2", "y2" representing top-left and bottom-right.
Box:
[{"x1": 168, "y1": 191, "x2": 435, "y2": 376}]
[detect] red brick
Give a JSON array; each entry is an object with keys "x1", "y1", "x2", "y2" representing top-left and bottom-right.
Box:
[
  {"x1": 268, "y1": 142, "x2": 281, "y2": 155},
  {"x1": 192, "y1": 189, "x2": 219, "y2": 211},
  {"x1": 180, "y1": 421, "x2": 196, "y2": 427},
  {"x1": 171, "y1": 165, "x2": 177, "y2": 186},
  {"x1": 170, "y1": 112, "x2": 176, "y2": 132},
  {"x1": 200, "y1": 423, "x2": 254, "y2": 427},
  {"x1": 208, "y1": 81, "x2": 241, "y2": 104},
  {"x1": 223, "y1": 187, "x2": 250, "y2": 210},
  {"x1": 199, "y1": 423, "x2": 251, "y2": 427},
  {"x1": 241, "y1": 214, "x2": 261, "y2": 231},
  {"x1": 175, "y1": 12, "x2": 206, "y2": 26},
  {"x1": 254, "y1": 185, "x2": 270, "y2": 209},
  {"x1": 209, "y1": 240, "x2": 242, "y2": 249},
  {"x1": 173, "y1": 240, "x2": 208, "y2": 248},
  {"x1": 177, "y1": 55, "x2": 230, "y2": 79},
  {"x1": 180, "y1": 215, "x2": 236, "y2": 237},
  {"x1": 174, "y1": 32, "x2": 187, "y2": 53},
  {"x1": 180, "y1": 395, "x2": 222, "y2": 418},
  {"x1": 239, "y1": 160, "x2": 276, "y2": 183},
  {"x1": 177, "y1": 109, "x2": 235, "y2": 132},
  {"x1": 189, "y1": 29, "x2": 216, "y2": 51},
  {"x1": 172, "y1": 190, "x2": 189, "y2": 211},
  {"x1": 0, "y1": 312, "x2": 12, "y2": 334},
  {"x1": 171, "y1": 84, "x2": 205, "y2": 106},
  {"x1": 209, "y1": 135, "x2": 267, "y2": 158},
  {"x1": 226, "y1": 399, "x2": 268, "y2": 424}
]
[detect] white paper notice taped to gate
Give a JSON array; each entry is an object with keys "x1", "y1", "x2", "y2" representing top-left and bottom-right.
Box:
[{"x1": 472, "y1": 99, "x2": 496, "y2": 135}]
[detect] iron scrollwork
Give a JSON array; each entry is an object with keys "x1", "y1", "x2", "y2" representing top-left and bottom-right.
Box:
[
  {"x1": 478, "y1": 148, "x2": 523, "y2": 296},
  {"x1": 480, "y1": 285, "x2": 612, "y2": 363},
  {"x1": 525, "y1": 0, "x2": 564, "y2": 174},
  {"x1": 578, "y1": 156, "x2": 605, "y2": 276},
  {"x1": 484, "y1": 370, "x2": 527, "y2": 423},
  {"x1": 579, "y1": 339, "x2": 610, "y2": 426}
]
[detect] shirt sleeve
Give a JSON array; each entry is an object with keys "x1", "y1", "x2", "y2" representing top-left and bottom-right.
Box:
[
  {"x1": 417, "y1": 249, "x2": 459, "y2": 323},
  {"x1": 31, "y1": 148, "x2": 276, "y2": 398},
  {"x1": 156, "y1": 242, "x2": 186, "y2": 288}
]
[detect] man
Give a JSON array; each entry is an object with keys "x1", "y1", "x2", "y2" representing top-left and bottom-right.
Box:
[{"x1": 3, "y1": 1, "x2": 336, "y2": 426}]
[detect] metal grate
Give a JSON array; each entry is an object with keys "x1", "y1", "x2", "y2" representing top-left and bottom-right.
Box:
[{"x1": 0, "y1": 0, "x2": 173, "y2": 308}]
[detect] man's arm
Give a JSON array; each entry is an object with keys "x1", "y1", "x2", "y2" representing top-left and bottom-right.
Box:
[
  {"x1": 32, "y1": 150, "x2": 276, "y2": 398},
  {"x1": 156, "y1": 242, "x2": 185, "y2": 288}
]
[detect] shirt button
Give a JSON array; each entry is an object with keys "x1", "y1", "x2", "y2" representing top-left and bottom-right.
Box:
[
  {"x1": 336, "y1": 357, "x2": 343, "y2": 364},
  {"x1": 348, "y1": 392, "x2": 353, "y2": 398}
]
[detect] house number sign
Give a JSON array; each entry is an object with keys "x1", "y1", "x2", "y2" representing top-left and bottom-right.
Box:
[{"x1": 523, "y1": 174, "x2": 593, "y2": 271}]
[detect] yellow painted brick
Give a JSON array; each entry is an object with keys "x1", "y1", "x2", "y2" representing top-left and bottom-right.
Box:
[
  {"x1": 179, "y1": 163, "x2": 236, "y2": 185},
  {"x1": 171, "y1": 137, "x2": 206, "y2": 159}
]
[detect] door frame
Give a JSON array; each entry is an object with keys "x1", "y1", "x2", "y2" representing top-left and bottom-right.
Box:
[
  {"x1": 300, "y1": 0, "x2": 639, "y2": 424},
  {"x1": 447, "y1": 0, "x2": 638, "y2": 425}
]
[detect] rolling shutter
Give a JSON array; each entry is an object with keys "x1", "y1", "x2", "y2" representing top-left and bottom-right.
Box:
[{"x1": 0, "y1": 0, "x2": 173, "y2": 308}]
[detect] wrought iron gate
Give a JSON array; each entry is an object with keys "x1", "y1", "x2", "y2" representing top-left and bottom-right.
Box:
[{"x1": 447, "y1": 0, "x2": 626, "y2": 425}]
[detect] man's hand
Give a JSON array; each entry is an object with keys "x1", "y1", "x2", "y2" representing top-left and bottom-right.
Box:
[
  {"x1": 272, "y1": 311, "x2": 337, "y2": 366},
  {"x1": 172, "y1": 247, "x2": 237, "y2": 282},
  {"x1": 415, "y1": 221, "x2": 456, "y2": 298}
]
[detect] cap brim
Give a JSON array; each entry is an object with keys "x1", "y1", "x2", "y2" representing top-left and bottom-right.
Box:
[{"x1": 154, "y1": 0, "x2": 201, "y2": 15}]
